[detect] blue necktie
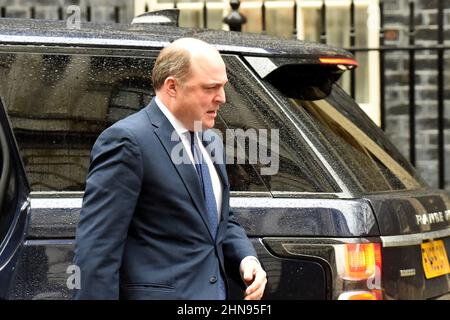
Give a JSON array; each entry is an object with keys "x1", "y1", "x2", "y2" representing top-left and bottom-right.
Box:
[
  {"x1": 189, "y1": 131, "x2": 219, "y2": 239},
  {"x1": 189, "y1": 131, "x2": 226, "y2": 299}
]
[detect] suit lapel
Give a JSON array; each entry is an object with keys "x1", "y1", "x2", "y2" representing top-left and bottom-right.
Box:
[
  {"x1": 213, "y1": 162, "x2": 228, "y2": 191},
  {"x1": 213, "y1": 159, "x2": 229, "y2": 244},
  {"x1": 145, "y1": 99, "x2": 216, "y2": 241}
]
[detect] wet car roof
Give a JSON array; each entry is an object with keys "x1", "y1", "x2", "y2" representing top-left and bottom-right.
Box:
[{"x1": 0, "y1": 18, "x2": 353, "y2": 59}]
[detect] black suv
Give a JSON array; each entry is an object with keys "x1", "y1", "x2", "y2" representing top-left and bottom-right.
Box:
[{"x1": 0, "y1": 14, "x2": 449, "y2": 300}]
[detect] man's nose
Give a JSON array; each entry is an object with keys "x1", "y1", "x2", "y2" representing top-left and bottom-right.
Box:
[{"x1": 216, "y1": 87, "x2": 226, "y2": 104}]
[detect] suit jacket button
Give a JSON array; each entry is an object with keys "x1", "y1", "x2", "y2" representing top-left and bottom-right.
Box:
[{"x1": 209, "y1": 276, "x2": 217, "y2": 284}]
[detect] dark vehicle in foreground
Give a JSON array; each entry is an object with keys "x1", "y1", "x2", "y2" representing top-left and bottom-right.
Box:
[{"x1": 0, "y1": 14, "x2": 449, "y2": 300}]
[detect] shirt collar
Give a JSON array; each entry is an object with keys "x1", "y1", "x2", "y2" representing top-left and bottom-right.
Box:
[{"x1": 154, "y1": 95, "x2": 189, "y2": 136}]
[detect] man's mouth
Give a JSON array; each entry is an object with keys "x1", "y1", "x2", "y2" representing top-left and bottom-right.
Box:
[{"x1": 206, "y1": 110, "x2": 217, "y2": 117}]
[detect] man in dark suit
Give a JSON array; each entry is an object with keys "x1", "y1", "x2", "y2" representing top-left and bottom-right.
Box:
[{"x1": 73, "y1": 38, "x2": 267, "y2": 300}]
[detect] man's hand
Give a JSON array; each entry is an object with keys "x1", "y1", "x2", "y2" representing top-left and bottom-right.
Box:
[{"x1": 239, "y1": 257, "x2": 267, "y2": 300}]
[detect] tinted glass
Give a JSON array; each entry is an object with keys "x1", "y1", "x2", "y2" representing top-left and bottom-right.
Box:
[
  {"x1": 0, "y1": 51, "x2": 153, "y2": 191},
  {"x1": 289, "y1": 85, "x2": 426, "y2": 192},
  {"x1": 213, "y1": 113, "x2": 268, "y2": 192},
  {"x1": 220, "y1": 56, "x2": 341, "y2": 193}
]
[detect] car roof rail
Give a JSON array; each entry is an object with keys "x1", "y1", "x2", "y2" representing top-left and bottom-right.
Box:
[{"x1": 131, "y1": 9, "x2": 180, "y2": 27}]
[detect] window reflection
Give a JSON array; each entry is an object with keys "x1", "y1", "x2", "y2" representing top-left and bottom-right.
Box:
[
  {"x1": 296, "y1": 95, "x2": 424, "y2": 192},
  {"x1": 220, "y1": 56, "x2": 341, "y2": 193},
  {"x1": 0, "y1": 52, "x2": 153, "y2": 191}
]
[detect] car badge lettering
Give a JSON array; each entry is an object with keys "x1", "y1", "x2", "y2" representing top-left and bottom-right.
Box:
[{"x1": 415, "y1": 209, "x2": 450, "y2": 226}]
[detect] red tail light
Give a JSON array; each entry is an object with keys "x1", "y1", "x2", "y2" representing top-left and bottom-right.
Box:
[
  {"x1": 342, "y1": 243, "x2": 382, "y2": 280},
  {"x1": 336, "y1": 242, "x2": 383, "y2": 300},
  {"x1": 339, "y1": 290, "x2": 382, "y2": 300}
]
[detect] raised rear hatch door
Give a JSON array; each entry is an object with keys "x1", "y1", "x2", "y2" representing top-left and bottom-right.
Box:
[{"x1": 364, "y1": 189, "x2": 450, "y2": 299}]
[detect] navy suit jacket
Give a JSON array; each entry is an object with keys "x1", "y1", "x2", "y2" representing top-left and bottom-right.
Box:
[{"x1": 73, "y1": 99, "x2": 256, "y2": 299}]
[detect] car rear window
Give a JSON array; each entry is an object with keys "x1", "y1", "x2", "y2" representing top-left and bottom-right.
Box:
[{"x1": 290, "y1": 85, "x2": 427, "y2": 192}]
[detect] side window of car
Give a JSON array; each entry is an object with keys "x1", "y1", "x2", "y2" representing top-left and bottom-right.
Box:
[
  {"x1": 213, "y1": 113, "x2": 269, "y2": 192},
  {"x1": 220, "y1": 55, "x2": 341, "y2": 194},
  {"x1": 0, "y1": 51, "x2": 155, "y2": 192}
]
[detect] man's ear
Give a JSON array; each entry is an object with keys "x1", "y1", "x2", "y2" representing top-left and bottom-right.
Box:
[{"x1": 164, "y1": 76, "x2": 177, "y2": 97}]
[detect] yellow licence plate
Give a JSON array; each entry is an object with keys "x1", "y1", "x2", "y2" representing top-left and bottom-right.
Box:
[{"x1": 421, "y1": 240, "x2": 450, "y2": 279}]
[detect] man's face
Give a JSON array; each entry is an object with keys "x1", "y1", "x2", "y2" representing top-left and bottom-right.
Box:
[{"x1": 172, "y1": 53, "x2": 228, "y2": 131}]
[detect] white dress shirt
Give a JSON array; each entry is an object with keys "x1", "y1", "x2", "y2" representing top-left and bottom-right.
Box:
[
  {"x1": 154, "y1": 97, "x2": 260, "y2": 270},
  {"x1": 154, "y1": 96, "x2": 223, "y2": 218}
]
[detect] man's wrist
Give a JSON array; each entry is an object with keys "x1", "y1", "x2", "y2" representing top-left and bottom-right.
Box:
[{"x1": 240, "y1": 256, "x2": 260, "y2": 269}]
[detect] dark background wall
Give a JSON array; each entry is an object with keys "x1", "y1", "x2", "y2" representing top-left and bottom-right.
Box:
[{"x1": 383, "y1": 0, "x2": 450, "y2": 189}]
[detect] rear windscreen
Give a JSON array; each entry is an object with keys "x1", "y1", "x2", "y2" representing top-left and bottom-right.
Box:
[{"x1": 289, "y1": 85, "x2": 427, "y2": 192}]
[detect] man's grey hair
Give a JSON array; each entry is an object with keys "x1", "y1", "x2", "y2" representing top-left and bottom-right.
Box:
[
  {"x1": 151, "y1": 41, "x2": 192, "y2": 90},
  {"x1": 152, "y1": 38, "x2": 221, "y2": 91}
]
